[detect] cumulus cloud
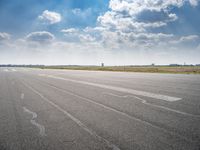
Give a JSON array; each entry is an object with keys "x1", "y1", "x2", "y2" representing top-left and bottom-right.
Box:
[
  {"x1": 38, "y1": 10, "x2": 61, "y2": 24},
  {"x1": 179, "y1": 35, "x2": 199, "y2": 42},
  {"x1": 169, "y1": 35, "x2": 199, "y2": 47},
  {"x1": 89, "y1": 0, "x2": 200, "y2": 50},
  {"x1": 97, "y1": 0, "x2": 187, "y2": 33},
  {"x1": 61, "y1": 28, "x2": 79, "y2": 34},
  {"x1": 60, "y1": 28, "x2": 81, "y2": 42},
  {"x1": 0, "y1": 32, "x2": 10, "y2": 41},
  {"x1": 57, "y1": 0, "x2": 200, "y2": 48},
  {"x1": 26, "y1": 31, "x2": 55, "y2": 43},
  {"x1": 109, "y1": 0, "x2": 188, "y2": 15},
  {"x1": 61, "y1": 28, "x2": 97, "y2": 43},
  {"x1": 189, "y1": 0, "x2": 199, "y2": 6},
  {"x1": 79, "y1": 34, "x2": 96, "y2": 42},
  {"x1": 58, "y1": 0, "x2": 200, "y2": 53}
]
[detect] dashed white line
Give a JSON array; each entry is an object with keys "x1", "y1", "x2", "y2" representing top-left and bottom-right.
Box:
[
  {"x1": 23, "y1": 107, "x2": 46, "y2": 136},
  {"x1": 38, "y1": 74, "x2": 182, "y2": 102},
  {"x1": 21, "y1": 80, "x2": 120, "y2": 150}
]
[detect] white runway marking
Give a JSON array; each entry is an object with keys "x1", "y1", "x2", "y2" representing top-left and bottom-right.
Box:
[
  {"x1": 11, "y1": 68, "x2": 17, "y2": 72},
  {"x1": 21, "y1": 80, "x2": 120, "y2": 150},
  {"x1": 3, "y1": 68, "x2": 9, "y2": 72},
  {"x1": 23, "y1": 107, "x2": 46, "y2": 136},
  {"x1": 38, "y1": 74, "x2": 181, "y2": 102},
  {"x1": 21, "y1": 93, "x2": 24, "y2": 99},
  {"x1": 34, "y1": 80, "x2": 195, "y2": 143},
  {"x1": 103, "y1": 92, "x2": 200, "y2": 118}
]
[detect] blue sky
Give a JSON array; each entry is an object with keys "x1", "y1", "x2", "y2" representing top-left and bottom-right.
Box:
[
  {"x1": 0, "y1": 0, "x2": 200, "y2": 65},
  {"x1": 0, "y1": 0, "x2": 108, "y2": 36}
]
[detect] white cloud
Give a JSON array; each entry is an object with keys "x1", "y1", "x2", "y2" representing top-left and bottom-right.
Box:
[
  {"x1": 98, "y1": 1, "x2": 183, "y2": 33},
  {"x1": 26, "y1": 31, "x2": 55, "y2": 43},
  {"x1": 61, "y1": 28, "x2": 81, "y2": 42},
  {"x1": 0, "y1": 32, "x2": 10, "y2": 41},
  {"x1": 71, "y1": 8, "x2": 93, "y2": 18},
  {"x1": 170, "y1": 35, "x2": 198, "y2": 42},
  {"x1": 97, "y1": 0, "x2": 198, "y2": 33},
  {"x1": 38, "y1": 10, "x2": 61, "y2": 24},
  {"x1": 59, "y1": 0, "x2": 199, "y2": 51},
  {"x1": 189, "y1": 0, "x2": 199, "y2": 6},
  {"x1": 83, "y1": 27, "x2": 106, "y2": 33},
  {"x1": 109, "y1": 0, "x2": 186, "y2": 15},
  {"x1": 79, "y1": 34, "x2": 96, "y2": 42},
  {"x1": 92, "y1": 0, "x2": 200, "y2": 51},
  {"x1": 61, "y1": 28, "x2": 79, "y2": 34},
  {"x1": 61, "y1": 28, "x2": 97, "y2": 43},
  {"x1": 179, "y1": 35, "x2": 199, "y2": 42},
  {"x1": 169, "y1": 35, "x2": 199, "y2": 47}
]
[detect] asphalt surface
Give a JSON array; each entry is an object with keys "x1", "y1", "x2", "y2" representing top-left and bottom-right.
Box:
[{"x1": 0, "y1": 67, "x2": 200, "y2": 150}]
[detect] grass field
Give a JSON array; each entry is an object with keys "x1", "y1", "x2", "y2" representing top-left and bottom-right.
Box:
[{"x1": 39, "y1": 65, "x2": 200, "y2": 74}]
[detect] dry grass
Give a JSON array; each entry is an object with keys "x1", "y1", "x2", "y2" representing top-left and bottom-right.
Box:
[{"x1": 40, "y1": 66, "x2": 200, "y2": 74}]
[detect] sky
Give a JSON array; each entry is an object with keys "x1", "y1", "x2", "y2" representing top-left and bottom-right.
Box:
[{"x1": 0, "y1": 0, "x2": 200, "y2": 65}]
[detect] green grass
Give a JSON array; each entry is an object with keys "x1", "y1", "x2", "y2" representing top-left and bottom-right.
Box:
[{"x1": 38, "y1": 65, "x2": 200, "y2": 74}]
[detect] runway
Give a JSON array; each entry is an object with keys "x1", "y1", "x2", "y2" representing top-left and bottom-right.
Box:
[{"x1": 0, "y1": 67, "x2": 200, "y2": 150}]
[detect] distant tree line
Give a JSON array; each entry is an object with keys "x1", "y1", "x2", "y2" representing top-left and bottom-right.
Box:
[
  {"x1": 0, "y1": 64, "x2": 45, "y2": 68},
  {"x1": 0, "y1": 64, "x2": 200, "y2": 67}
]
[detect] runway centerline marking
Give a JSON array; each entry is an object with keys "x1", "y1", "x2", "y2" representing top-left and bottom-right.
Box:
[
  {"x1": 23, "y1": 107, "x2": 46, "y2": 136},
  {"x1": 21, "y1": 80, "x2": 120, "y2": 150},
  {"x1": 103, "y1": 92, "x2": 200, "y2": 118},
  {"x1": 38, "y1": 74, "x2": 182, "y2": 102}
]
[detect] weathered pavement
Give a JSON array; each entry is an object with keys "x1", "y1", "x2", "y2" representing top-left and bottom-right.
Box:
[{"x1": 0, "y1": 67, "x2": 200, "y2": 150}]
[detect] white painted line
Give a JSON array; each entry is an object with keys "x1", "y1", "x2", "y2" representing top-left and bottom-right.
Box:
[
  {"x1": 3, "y1": 68, "x2": 9, "y2": 72},
  {"x1": 39, "y1": 74, "x2": 182, "y2": 102},
  {"x1": 21, "y1": 80, "x2": 120, "y2": 150},
  {"x1": 103, "y1": 92, "x2": 200, "y2": 118},
  {"x1": 35, "y1": 80, "x2": 195, "y2": 143},
  {"x1": 23, "y1": 107, "x2": 46, "y2": 136},
  {"x1": 21, "y1": 93, "x2": 24, "y2": 99},
  {"x1": 11, "y1": 68, "x2": 17, "y2": 72}
]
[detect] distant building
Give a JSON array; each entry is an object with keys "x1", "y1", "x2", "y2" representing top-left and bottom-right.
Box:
[
  {"x1": 196, "y1": 64, "x2": 200, "y2": 66},
  {"x1": 101, "y1": 63, "x2": 104, "y2": 67}
]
